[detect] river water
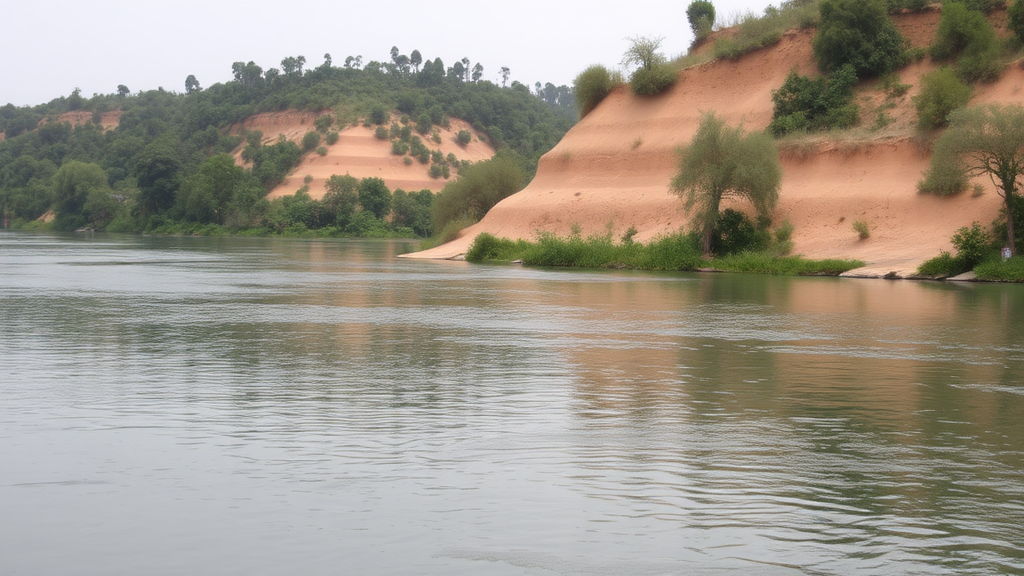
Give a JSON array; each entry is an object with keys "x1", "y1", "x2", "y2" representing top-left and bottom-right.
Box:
[{"x1": 1, "y1": 231, "x2": 1022, "y2": 575}]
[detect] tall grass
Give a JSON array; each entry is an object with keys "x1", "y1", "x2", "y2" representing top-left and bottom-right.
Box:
[
  {"x1": 465, "y1": 231, "x2": 863, "y2": 276},
  {"x1": 713, "y1": 1, "x2": 821, "y2": 60}
]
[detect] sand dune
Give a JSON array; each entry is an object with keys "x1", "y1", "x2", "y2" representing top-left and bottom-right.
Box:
[{"x1": 404, "y1": 8, "x2": 1019, "y2": 276}]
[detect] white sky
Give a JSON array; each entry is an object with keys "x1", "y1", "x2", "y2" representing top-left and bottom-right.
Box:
[{"x1": 2, "y1": 0, "x2": 777, "y2": 107}]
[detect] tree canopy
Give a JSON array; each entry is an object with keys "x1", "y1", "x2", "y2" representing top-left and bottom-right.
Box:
[
  {"x1": 920, "y1": 104, "x2": 1024, "y2": 255},
  {"x1": 670, "y1": 113, "x2": 781, "y2": 255},
  {"x1": 812, "y1": 0, "x2": 908, "y2": 78}
]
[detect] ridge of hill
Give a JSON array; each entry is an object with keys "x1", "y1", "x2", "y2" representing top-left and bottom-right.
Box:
[{"x1": 405, "y1": 8, "x2": 1021, "y2": 276}]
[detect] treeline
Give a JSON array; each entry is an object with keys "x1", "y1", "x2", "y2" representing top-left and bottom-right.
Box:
[{"x1": 0, "y1": 47, "x2": 576, "y2": 236}]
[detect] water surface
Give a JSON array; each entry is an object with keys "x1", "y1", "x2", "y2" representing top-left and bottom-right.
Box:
[{"x1": 1, "y1": 232, "x2": 1022, "y2": 575}]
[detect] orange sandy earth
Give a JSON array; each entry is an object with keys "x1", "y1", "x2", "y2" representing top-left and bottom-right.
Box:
[
  {"x1": 51, "y1": 110, "x2": 122, "y2": 131},
  {"x1": 229, "y1": 113, "x2": 494, "y2": 200},
  {"x1": 405, "y1": 8, "x2": 1023, "y2": 277}
]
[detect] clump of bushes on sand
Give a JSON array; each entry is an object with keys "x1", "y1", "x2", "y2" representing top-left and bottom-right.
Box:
[
  {"x1": 769, "y1": 64, "x2": 859, "y2": 136},
  {"x1": 573, "y1": 65, "x2": 620, "y2": 118},
  {"x1": 914, "y1": 67, "x2": 973, "y2": 129},
  {"x1": 930, "y1": 1, "x2": 1003, "y2": 83},
  {"x1": 622, "y1": 36, "x2": 677, "y2": 96}
]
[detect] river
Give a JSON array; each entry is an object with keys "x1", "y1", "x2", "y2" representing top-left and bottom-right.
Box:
[{"x1": 1, "y1": 231, "x2": 1022, "y2": 575}]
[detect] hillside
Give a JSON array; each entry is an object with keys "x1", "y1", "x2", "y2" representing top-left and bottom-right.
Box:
[
  {"x1": 231, "y1": 111, "x2": 494, "y2": 200},
  {"x1": 405, "y1": 8, "x2": 1019, "y2": 276}
]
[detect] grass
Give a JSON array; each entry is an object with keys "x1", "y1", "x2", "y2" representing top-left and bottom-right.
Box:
[
  {"x1": 973, "y1": 256, "x2": 1024, "y2": 281},
  {"x1": 465, "y1": 231, "x2": 863, "y2": 276}
]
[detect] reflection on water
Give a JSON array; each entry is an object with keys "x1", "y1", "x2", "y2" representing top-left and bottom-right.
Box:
[{"x1": 1, "y1": 231, "x2": 1022, "y2": 575}]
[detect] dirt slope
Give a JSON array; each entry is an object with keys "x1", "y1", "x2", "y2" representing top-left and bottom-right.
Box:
[
  {"x1": 230, "y1": 112, "x2": 493, "y2": 200},
  {"x1": 405, "y1": 9, "x2": 1019, "y2": 276}
]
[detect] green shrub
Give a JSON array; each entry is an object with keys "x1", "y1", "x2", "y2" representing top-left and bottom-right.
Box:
[
  {"x1": 374, "y1": 126, "x2": 388, "y2": 140},
  {"x1": 316, "y1": 146, "x2": 327, "y2": 156},
  {"x1": 432, "y1": 153, "x2": 526, "y2": 234},
  {"x1": 1011, "y1": 0, "x2": 1024, "y2": 44},
  {"x1": 687, "y1": 1, "x2": 716, "y2": 41},
  {"x1": 416, "y1": 113, "x2": 432, "y2": 135},
  {"x1": 974, "y1": 256, "x2": 1024, "y2": 281},
  {"x1": 962, "y1": 0, "x2": 1006, "y2": 14},
  {"x1": 951, "y1": 222, "x2": 990, "y2": 268},
  {"x1": 301, "y1": 131, "x2": 321, "y2": 152},
  {"x1": 466, "y1": 233, "x2": 530, "y2": 262},
  {"x1": 314, "y1": 114, "x2": 333, "y2": 133},
  {"x1": 325, "y1": 131, "x2": 339, "y2": 145},
  {"x1": 852, "y1": 219, "x2": 870, "y2": 239},
  {"x1": 769, "y1": 64, "x2": 859, "y2": 136},
  {"x1": 712, "y1": 209, "x2": 771, "y2": 255},
  {"x1": 573, "y1": 64, "x2": 615, "y2": 118},
  {"x1": 369, "y1": 107, "x2": 388, "y2": 125},
  {"x1": 914, "y1": 67, "x2": 972, "y2": 129},
  {"x1": 931, "y1": 1, "x2": 1002, "y2": 83},
  {"x1": 456, "y1": 130, "x2": 472, "y2": 146},
  {"x1": 813, "y1": 0, "x2": 909, "y2": 77},
  {"x1": 630, "y1": 65, "x2": 677, "y2": 96},
  {"x1": 391, "y1": 140, "x2": 409, "y2": 155}
]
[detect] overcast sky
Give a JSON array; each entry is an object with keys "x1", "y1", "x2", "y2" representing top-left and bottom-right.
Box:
[{"x1": 3, "y1": 0, "x2": 778, "y2": 107}]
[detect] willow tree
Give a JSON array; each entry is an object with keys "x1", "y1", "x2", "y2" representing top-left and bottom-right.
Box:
[
  {"x1": 670, "y1": 112, "x2": 782, "y2": 256},
  {"x1": 921, "y1": 104, "x2": 1024, "y2": 255}
]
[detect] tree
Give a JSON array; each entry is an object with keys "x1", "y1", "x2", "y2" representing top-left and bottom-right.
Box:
[
  {"x1": 323, "y1": 174, "x2": 359, "y2": 225},
  {"x1": 500, "y1": 66, "x2": 511, "y2": 88},
  {"x1": 410, "y1": 50, "x2": 422, "y2": 73},
  {"x1": 1011, "y1": 0, "x2": 1024, "y2": 43},
  {"x1": 358, "y1": 177, "x2": 392, "y2": 219},
  {"x1": 920, "y1": 104, "x2": 1024, "y2": 255},
  {"x1": 686, "y1": 1, "x2": 716, "y2": 41},
  {"x1": 134, "y1": 141, "x2": 183, "y2": 214},
  {"x1": 913, "y1": 67, "x2": 972, "y2": 129},
  {"x1": 622, "y1": 36, "x2": 676, "y2": 96},
  {"x1": 52, "y1": 161, "x2": 110, "y2": 227},
  {"x1": 813, "y1": 0, "x2": 908, "y2": 78},
  {"x1": 670, "y1": 112, "x2": 782, "y2": 255},
  {"x1": 930, "y1": 1, "x2": 1001, "y2": 83},
  {"x1": 472, "y1": 62, "x2": 484, "y2": 82},
  {"x1": 323, "y1": 53, "x2": 332, "y2": 68},
  {"x1": 117, "y1": 84, "x2": 130, "y2": 97},
  {"x1": 185, "y1": 74, "x2": 201, "y2": 94},
  {"x1": 176, "y1": 154, "x2": 244, "y2": 223}
]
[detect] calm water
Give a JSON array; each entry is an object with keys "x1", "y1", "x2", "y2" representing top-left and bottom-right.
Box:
[{"x1": 1, "y1": 231, "x2": 1023, "y2": 576}]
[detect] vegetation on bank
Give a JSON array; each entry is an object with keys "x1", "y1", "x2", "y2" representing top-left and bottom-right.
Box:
[
  {"x1": 465, "y1": 228, "x2": 863, "y2": 276},
  {"x1": 0, "y1": 47, "x2": 576, "y2": 237}
]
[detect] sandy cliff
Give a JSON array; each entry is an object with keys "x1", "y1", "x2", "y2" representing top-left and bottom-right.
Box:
[
  {"x1": 230, "y1": 112, "x2": 494, "y2": 200},
  {"x1": 406, "y1": 9, "x2": 1022, "y2": 276}
]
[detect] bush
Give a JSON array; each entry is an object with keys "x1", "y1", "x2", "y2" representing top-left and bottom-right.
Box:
[
  {"x1": 769, "y1": 64, "x2": 859, "y2": 136},
  {"x1": 813, "y1": 0, "x2": 909, "y2": 78},
  {"x1": 630, "y1": 65, "x2": 677, "y2": 96},
  {"x1": 416, "y1": 113, "x2": 432, "y2": 135},
  {"x1": 573, "y1": 64, "x2": 615, "y2": 118},
  {"x1": 391, "y1": 140, "x2": 409, "y2": 155},
  {"x1": 1011, "y1": 0, "x2": 1024, "y2": 44},
  {"x1": 456, "y1": 130, "x2": 472, "y2": 146},
  {"x1": 314, "y1": 114, "x2": 333, "y2": 133},
  {"x1": 324, "y1": 131, "x2": 339, "y2": 145},
  {"x1": 852, "y1": 219, "x2": 870, "y2": 239},
  {"x1": 951, "y1": 222, "x2": 990, "y2": 268},
  {"x1": 316, "y1": 146, "x2": 327, "y2": 156},
  {"x1": 931, "y1": 1, "x2": 1002, "y2": 83},
  {"x1": 369, "y1": 106, "x2": 388, "y2": 125},
  {"x1": 913, "y1": 67, "x2": 972, "y2": 129},
  {"x1": 712, "y1": 209, "x2": 771, "y2": 255},
  {"x1": 432, "y1": 153, "x2": 526, "y2": 234},
  {"x1": 687, "y1": 1, "x2": 716, "y2": 41},
  {"x1": 374, "y1": 126, "x2": 389, "y2": 140},
  {"x1": 301, "y1": 131, "x2": 321, "y2": 152}
]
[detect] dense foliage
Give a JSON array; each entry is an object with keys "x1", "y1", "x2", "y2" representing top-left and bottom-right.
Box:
[
  {"x1": 769, "y1": 64, "x2": 859, "y2": 136},
  {"x1": 813, "y1": 0, "x2": 909, "y2": 77},
  {"x1": 0, "y1": 48, "x2": 576, "y2": 237},
  {"x1": 687, "y1": 1, "x2": 717, "y2": 41},
  {"x1": 622, "y1": 36, "x2": 678, "y2": 96},
  {"x1": 930, "y1": 1, "x2": 1003, "y2": 83},
  {"x1": 431, "y1": 152, "x2": 526, "y2": 234},
  {"x1": 573, "y1": 65, "x2": 617, "y2": 118},
  {"x1": 913, "y1": 67, "x2": 973, "y2": 129}
]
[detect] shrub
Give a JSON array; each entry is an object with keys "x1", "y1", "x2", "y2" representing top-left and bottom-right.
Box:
[
  {"x1": 301, "y1": 131, "x2": 321, "y2": 152},
  {"x1": 913, "y1": 67, "x2": 972, "y2": 129},
  {"x1": 931, "y1": 1, "x2": 1002, "y2": 83},
  {"x1": 813, "y1": 0, "x2": 909, "y2": 78},
  {"x1": 416, "y1": 113, "x2": 432, "y2": 135},
  {"x1": 630, "y1": 65, "x2": 678, "y2": 96},
  {"x1": 391, "y1": 140, "x2": 409, "y2": 155},
  {"x1": 951, "y1": 222, "x2": 990, "y2": 268},
  {"x1": 369, "y1": 106, "x2": 388, "y2": 125},
  {"x1": 432, "y1": 153, "x2": 526, "y2": 234},
  {"x1": 769, "y1": 64, "x2": 859, "y2": 136},
  {"x1": 374, "y1": 126, "x2": 388, "y2": 140},
  {"x1": 314, "y1": 114, "x2": 333, "y2": 133},
  {"x1": 316, "y1": 146, "x2": 327, "y2": 156},
  {"x1": 304, "y1": 174, "x2": 313, "y2": 184},
  {"x1": 573, "y1": 64, "x2": 615, "y2": 118},
  {"x1": 712, "y1": 209, "x2": 771, "y2": 255},
  {"x1": 687, "y1": 1, "x2": 716, "y2": 41},
  {"x1": 852, "y1": 219, "x2": 870, "y2": 239},
  {"x1": 456, "y1": 130, "x2": 472, "y2": 146},
  {"x1": 1011, "y1": 0, "x2": 1024, "y2": 44},
  {"x1": 325, "y1": 131, "x2": 339, "y2": 145}
]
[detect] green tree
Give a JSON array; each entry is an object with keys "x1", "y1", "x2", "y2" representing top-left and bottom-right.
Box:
[
  {"x1": 813, "y1": 0, "x2": 908, "y2": 77},
  {"x1": 176, "y1": 154, "x2": 245, "y2": 223},
  {"x1": 302, "y1": 131, "x2": 321, "y2": 151},
  {"x1": 769, "y1": 64, "x2": 859, "y2": 136},
  {"x1": 1011, "y1": 0, "x2": 1024, "y2": 43},
  {"x1": 913, "y1": 67, "x2": 973, "y2": 129},
  {"x1": 687, "y1": 1, "x2": 716, "y2": 41},
  {"x1": 920, "y1": 104, "x2": 1024, "y2": 255},
  {"x1": 930, "y1": 1, "x2": 1001, "y2": 83},
  {"x1": 51, "y1": 161, "x2": 110, "y2": 229},
  {"x1": 185, "y1": 75, "x2": 201, "y2": 94},
  {"x1": 622, "y1": 36, "x2": 677, "y2": 96},
  {"x1": 670, "y1": 112, "x2": 782, "y2": 255},
  {"x1": 117, "y1": 84, "x2": 130, "y2": 97},
  {"x1": 432, "y1": 153, "x2": 526, "y2": 233},
  {"x1": 410, "y1": 50, "x2": 423, "y2": 73},
  {"x1": 134, "y1": 142, "x2": 183, "y2": 215},
  {"x1": 323, "y1": 174, "x2": 359, "y2": 226},
  {"x1": 357, "y1": 177, "x2": 392, "y2": 219}
]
